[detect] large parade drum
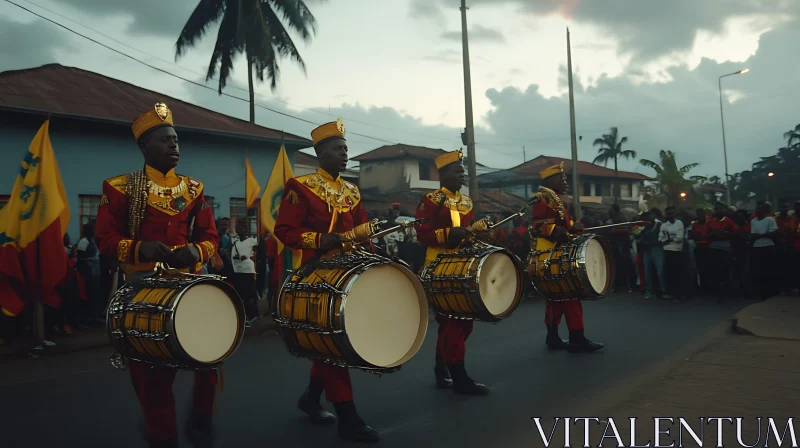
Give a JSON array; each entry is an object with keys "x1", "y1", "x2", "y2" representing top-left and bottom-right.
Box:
[
  {"x1": 527, "y1": 233, "x2": 614, "y2": 301},
  {"x1": 275, "y1": 252, "x2": 429, "y2": 373},
  {"x1": 107, "y1": 272, "x2": 246, "y2": 369},
  {"x1": 420, "y1": 243, "x2": 524, "y2": 322}
]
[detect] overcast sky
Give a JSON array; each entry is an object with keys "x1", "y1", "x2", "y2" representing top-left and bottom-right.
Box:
[{"x1": 1, "y1": 0, "x2": 798, "y2": 179}]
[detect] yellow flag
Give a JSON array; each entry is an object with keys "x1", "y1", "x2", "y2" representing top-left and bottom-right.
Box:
[
  {"x1": 260, "y1": 145, "x2": 302, "y2": 269},
  {"x1": 0, "y1": 120, "x2": 70, "y2": 292},
  {"x1": 245, "y1": 155, "x2": 261, "y2": 209}
]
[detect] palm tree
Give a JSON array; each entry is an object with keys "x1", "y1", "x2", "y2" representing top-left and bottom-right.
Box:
[
  {"x1": 592, "y1": 127, "x2": 636, "y2": 203},
  {"x1": 175, "y1": 0, "x2": 317, "y2": 123},
  {"x1": 784, "y1": 124, "x2": 800, "y2": 149},
  {"x1": 639, "y1": 150, "x2": 705, "y2": 206}
]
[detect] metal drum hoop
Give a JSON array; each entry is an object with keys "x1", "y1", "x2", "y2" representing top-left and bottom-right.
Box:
[
  {"x1": 107, "y1": 275, "x2": 245, "y2": 370},
  {"x1": 423, "y1": 243, "x2": 524, "y2": 323},
  {"x1": 275, "y1": 252, "x2": 420, "y2": 374}
]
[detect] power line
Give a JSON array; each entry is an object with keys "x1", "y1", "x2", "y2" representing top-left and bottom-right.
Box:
[
  {"x1": 3, "y1": 0, "x2": 396, "y2": 145},
  {"x1": 13, "y1": 0, "x2": 457, "y2": 144}
]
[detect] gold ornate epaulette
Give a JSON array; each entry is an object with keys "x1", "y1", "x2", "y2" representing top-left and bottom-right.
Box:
[
  {"x1": 427, "y1": 190, "x2": 472, "y2": 214},
  {"x1": 298, "y1": 173, "x2": 360, "y2": 212},
  {"x1": 180, "y1": 175, "x2": 203, "y2": 200}
]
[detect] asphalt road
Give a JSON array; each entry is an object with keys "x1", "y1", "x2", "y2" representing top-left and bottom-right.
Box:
[{"x1": 0, "y1": 294, "x2": 748, "y2": 448}]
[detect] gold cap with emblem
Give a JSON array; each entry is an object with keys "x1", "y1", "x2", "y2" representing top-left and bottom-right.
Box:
[
  {"x1": 539, "y1": 162, "x2": 565, "y2": 180},
  {"x1": 311, "y1": 118, "x2": 346, "y2": 146},
  {"x1": 132, "y1": 102, "x2": 174, "y2": 141},
  {"x1": 434, "y1": 148, "x2": 464, "y2": 171}
]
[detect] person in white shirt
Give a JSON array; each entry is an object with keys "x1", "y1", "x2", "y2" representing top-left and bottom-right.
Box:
[
  {"x1": 661, "y1": 206, "x2": 685, "y2": 299},
  {"x1": 231, "y1": 219, "x2": 260, "y2": 326},
  {"x1": 750, "y1": 201, "x2": 779, "y2": 300}
]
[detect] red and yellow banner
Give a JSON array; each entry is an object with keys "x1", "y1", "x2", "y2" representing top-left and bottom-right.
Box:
[{"x1": 0, "y1": 120, "x2": 70, "y2": 315}]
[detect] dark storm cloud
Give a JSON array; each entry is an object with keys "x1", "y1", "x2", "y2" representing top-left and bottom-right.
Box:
[
  {"x1": 52, "y1": 0, "x2": 201, "y2": 37},
  {"x1": 409, "y1": 0, "x2": 446, "y2": 23},
  {"x1": 0, "y1": 17, "x2": 78, "y2": 71},
  {"x1": 441, "y1": 25, "x2": 506, "y2": 43},
  {"x1": 431, "y1": 0, "x2": 800, "y2": 64},
  {"x1": 482, "y1": 21, "x2": 800, "y2": 176}
]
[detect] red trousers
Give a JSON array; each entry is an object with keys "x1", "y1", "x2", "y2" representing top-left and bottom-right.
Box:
[
  {"x1": 435, "y1": 315, "x2": 474, "y2": 365},
  {"x1": 543, "y1": 300, "x2": 584, "y2": 331},
  {"x1": 129, "y1": 361, "x2": 218, "y2": 442},
  {"x1": 310, "y1": 360, "x2": 353, "y2": 403}
]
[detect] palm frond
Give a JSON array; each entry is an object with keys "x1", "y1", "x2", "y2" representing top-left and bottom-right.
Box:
[
  {"x1": 175, "y1": 0, "x2": 226, "y2": 60},
  {"x1": 592, "y1": 137, "x2": 608, "y2": 147},
  {"x1": 679, "y1": 163, "x2": 699, "y2": 174},
  {"x1": 620, "y1": 149, "x2": 636, "y2": 159},
  {"x1": 639, "y1": 159, "x2": 663, "y2": 174},
  {"x1": 269, "y1": 0, "x2": 317, "y2": 40}
]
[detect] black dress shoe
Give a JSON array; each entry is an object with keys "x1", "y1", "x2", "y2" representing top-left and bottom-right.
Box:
[
  {"x1": 333, "y1": 401, "x2": 380, "y2": 442},
  {"x1": 454, "y1": 381, "x2": 490, "y2": 396},
  {"x1": 546, "y1": 336, "x2": 569, "y2": 351},
  {"x1": 568, "y1": 329, "x2": 604, "y2": 353},
  {"x1": 298, "y1": 391, "x2": 337, "y2": 424},
  {"x1": 434, "y1": 355, "x2": 453, "y2": 389},
  {"x1": 545, "y1": 324, "x2": 569, "y2": 350},
  {"x1": 449, "y1": 362, "x2": 490, "y2": 396},
  {"x1": 338, "y1": 424, "x2": 381, "y2": 443}
]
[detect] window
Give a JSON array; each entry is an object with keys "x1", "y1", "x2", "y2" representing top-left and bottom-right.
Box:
[
  {"x1": 583, "y1": 183, "x2": 592, "y2": 197},
  {"x1": 0, "y1": 195, "x2": 9, "y2": 211},
  {"x1": 620, "y1": 182, "x2": 632, "y2": 198},
  {"x1": 79, "y1": 195, "x2": 101, "y2": 236},
  {"x1": 418, "y1": 161, "x2": 439, "y2": 181},
  {"x1": 230, "y1": 198, "x2": 259, "y2": 236}
]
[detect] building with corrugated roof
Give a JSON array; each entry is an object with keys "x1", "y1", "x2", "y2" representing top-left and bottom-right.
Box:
[{"x1": 0, "y1": 64, "x2": 312, "y2": 238}]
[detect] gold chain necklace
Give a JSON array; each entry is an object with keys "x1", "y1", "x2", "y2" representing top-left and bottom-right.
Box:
[{"x1": 148, "y1": 180, "x2": 187, "y2": 198}]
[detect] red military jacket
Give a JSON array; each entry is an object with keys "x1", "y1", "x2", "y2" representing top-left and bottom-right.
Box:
[
  {"x1": 95, "y1": 165, "x2": 219, "y2": 277},
  {"x1": 529, "y1": 187, "x2": 573, "y2": 238},
  {"x1": 415, "y1": 187, "x2": 474, "y2": 251},
  {"x1": 273, "y1": 168, "x2": 368, "y2": 264}
]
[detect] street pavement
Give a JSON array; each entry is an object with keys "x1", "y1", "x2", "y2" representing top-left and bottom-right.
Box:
[{"x1": 0, "y1": 294, "x2": 748, "y2": 448}]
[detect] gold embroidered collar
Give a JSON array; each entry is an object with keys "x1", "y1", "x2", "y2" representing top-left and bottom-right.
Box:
[
  {"x1": 435, "y1": 187, "x2": 472, "y2": 213},
  {"x1": 145, "y1": 165, "x2": 186, "y2": 198},
  {"x1": 302, "y1": 168, "x2": 360, "y2": 212}
]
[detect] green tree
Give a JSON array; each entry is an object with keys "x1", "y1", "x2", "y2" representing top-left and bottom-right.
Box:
[
  {"x1": 639, "y1": 150, "x2": 705, "y2": 206},
  {"x1": 784, "y1": 124, "x2": 800, "y2": 149},
  {"x1": 592, "y1": 127, "x2": 637, "y2": 203},
  {"x1": 175, "y1": 0, "x2": 317, "y2": 123}
]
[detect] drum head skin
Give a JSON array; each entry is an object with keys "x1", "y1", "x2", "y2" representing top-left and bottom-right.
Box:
[
  {"x1": 344, "y1": 264, "x2": 428, "y2": 368},
  {"x1": 479, "y1": 252, "x2": 520, "y2": 316},
  {"x1": 175, "y1": 283, "x2": 240, "y2": 363},
  {"x1": 585, "y1": 239, "x2": 609, "y2": 294}
]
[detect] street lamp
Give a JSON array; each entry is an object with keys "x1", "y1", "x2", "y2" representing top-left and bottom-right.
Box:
[
  {"x1": 718, "y1": 68, "x2": 749, "y2": 206},
  {"x1": 768, "y1": 172, "x2": 775, "y2": 177},
  {"x1": 718, "y1": 69, "x2": 749, "y2": 202},
  {"x1": 680, "y1": 192, "x2": 687, "y2": 198}
]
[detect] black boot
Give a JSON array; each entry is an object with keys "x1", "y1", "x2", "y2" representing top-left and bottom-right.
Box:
[
  {"x1": 298, "y1": 378, "x2": 337, "y2": 424},
  {"x1": 568, "y1": 329, "x2": 604, "y2": 353},
  {"x1": 545, "y1": 324, "x2": 569, "y2": 351},
  {"x1": 449, "y1": 362, "x2": 490, "y2": 396},
  {"x1": 333, "y1": 401, "x2": 380, "y2": 443},
  {"x1": 434, "y1": 354, "x2": 453, "y2": 389},
  {"x1": 185, "y1": 413, "x2": 214, "y2": 448}
]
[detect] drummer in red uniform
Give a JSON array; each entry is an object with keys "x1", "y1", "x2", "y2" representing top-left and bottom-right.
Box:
[
  {"x1": 94, "y1": 103, "x2": 220, "y2": 448},
  {"x1": 415, "y1": 149, "x2": 490, "y2": 395},
  {"x1": 273, "y1": 118, "x2": 379, "y2": 443},
  {"x1": 529, "y1": 163, "x2": 604, "y2": 353}
]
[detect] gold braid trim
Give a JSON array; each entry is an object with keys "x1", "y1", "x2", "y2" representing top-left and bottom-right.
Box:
[
  {"x1": 435, "y1": 228, "x2": 449, "y2": 244},
  {"x1": 125, "y1": 168, "x2": 149, "y2": 240},
  {"x1": 468, "y1": 217, "x2": 492, "y2": 232},
  {"x1": 199, "y1": 241, "x2": 216, "y2": 261},
  {"x1": 117, "y1": 239, "x2": 134, "y2": 263},
  {"x1": 537, "y1": 186, "x2": 565, "y2": 221},
  {"x1": 300, "y1": 232, "x2": 319, "y2": 249}
]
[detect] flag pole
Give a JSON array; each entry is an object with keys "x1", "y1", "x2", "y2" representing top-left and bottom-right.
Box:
[
  {"x1": 33, "y1": 113, "x2": 52, "y2": 351},
  {"x1": 567, "y1": 27, "x2": 581, "y2": 220}
]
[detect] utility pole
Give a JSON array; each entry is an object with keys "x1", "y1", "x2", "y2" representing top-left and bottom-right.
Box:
[
  {"x1": 460, "y1": 0, "x2": 479, "y2": 215},
  {"x1": 523, "y1": 146, "x2": 528, "y2": 197},
  {"x1": 567, "y1": 27, "x2": 581, "y2": 219}
]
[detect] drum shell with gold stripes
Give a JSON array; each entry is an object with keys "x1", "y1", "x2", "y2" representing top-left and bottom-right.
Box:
[
  {"x1": 106, "y1": 275, "x2": 246, "y2": 369},
  {"x1": 420, "y1": 243, "x2": 525, "y2": 322},
  {"x1": 275, "y1": 252, "x2": 429, "y2": 373},
  {"x1": 527, "y1": 233, "x2": 615, "y2": 301}
]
